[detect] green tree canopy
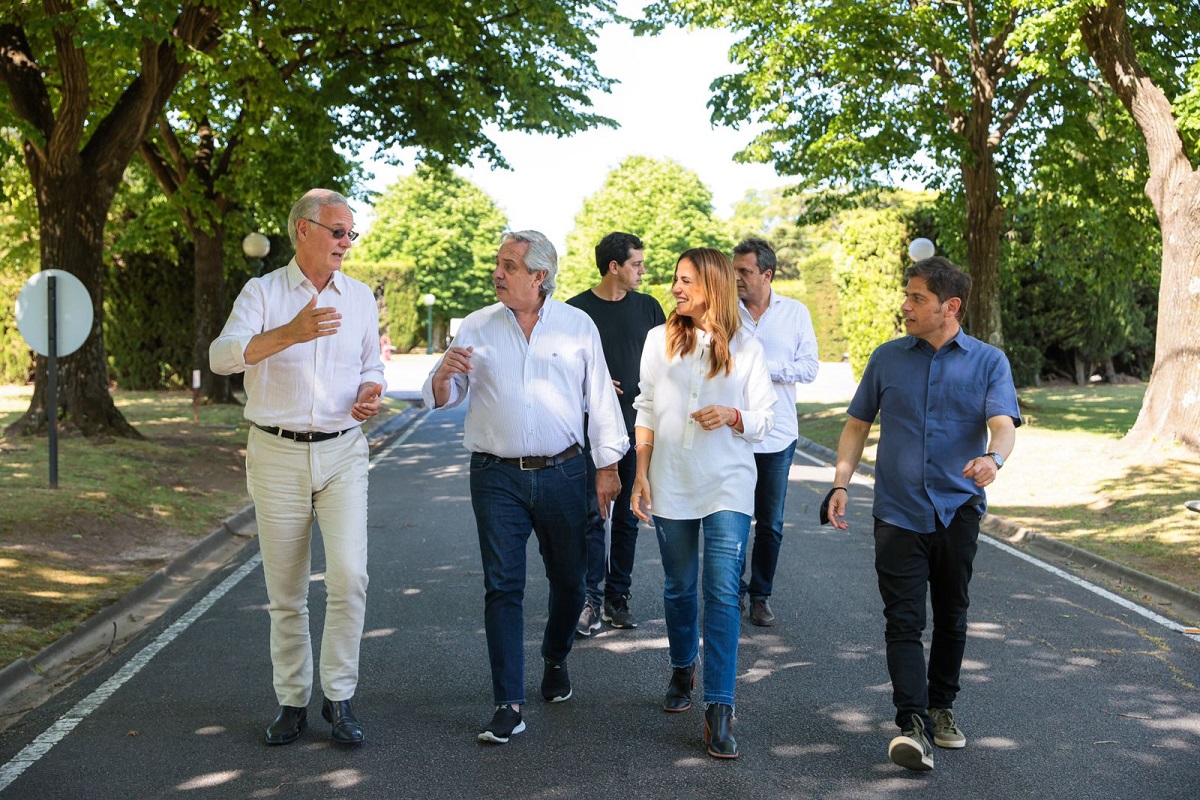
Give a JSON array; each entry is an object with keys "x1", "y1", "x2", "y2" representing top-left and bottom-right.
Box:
[
  {"x1": 0, "y1": 1, "x2": 622, "y2": 436},
  {"x1": 351, "y1": 165, "x2": 507, "y2": 347},
  {"x1": 558, "y1": 156, "x2": 732, "y2": 297}
]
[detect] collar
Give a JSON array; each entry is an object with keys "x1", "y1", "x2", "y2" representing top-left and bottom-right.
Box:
[{"x1": 286, "y1": 258, "x2": 341, "y2": 294}]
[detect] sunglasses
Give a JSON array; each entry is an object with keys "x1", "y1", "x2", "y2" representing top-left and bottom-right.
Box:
[{"x1": 304, "y1": 218, "x2": 359, "y2": 242}]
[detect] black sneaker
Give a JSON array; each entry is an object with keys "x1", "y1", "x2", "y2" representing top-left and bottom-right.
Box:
[
  {"x1": 478, "y1": 705, "x2": 525, "y2": 744},
  {"x1": 577, "y1": 602, "x2": 601, "y2": 637},
  {"x1": 888, "y1": 713, "x2": 934, "y2": 771},
  {"x1": 541, "y1": 658, "x2": 572, "y2": 702},
  {"x1": 602, "y1": 596, "x2": 638, "y2": 629}
]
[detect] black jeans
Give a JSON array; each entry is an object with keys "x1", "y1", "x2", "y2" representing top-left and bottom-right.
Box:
[
  {"x1": 873, "y1": 505, "x2": 981, "y2": 732},
  {"x1": 582, "y1": 438, "x2": 639, "y2": 606}
]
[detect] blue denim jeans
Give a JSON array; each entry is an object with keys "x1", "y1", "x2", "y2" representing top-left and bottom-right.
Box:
[
  {"x1": 740, "y1": 440, "x2": 796, "y2": 600},
  {"x1": 583, "y1": 440, "x2": 639, "y2": 607},
  {"x1": 470, "y1": 451, "x2": 589, "y2": 706},
  {"x1": 654, "y1": 511, "x2": 750, "y2": 706},
  {"x1": 873, "y1": 504, "x2": 981, "y2": 732}
]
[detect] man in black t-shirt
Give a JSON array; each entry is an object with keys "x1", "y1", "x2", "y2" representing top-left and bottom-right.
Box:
[{"x1": 567, "y1": 232, "x2": 666, "y2": 635}]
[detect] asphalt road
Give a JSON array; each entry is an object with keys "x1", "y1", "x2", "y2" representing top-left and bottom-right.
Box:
[{"x1": 1, "y1": 402, "x2": 1198, "y2": 799}]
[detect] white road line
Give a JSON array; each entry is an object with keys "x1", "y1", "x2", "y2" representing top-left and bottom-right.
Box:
[
  {"x1": 1, "y1": 409, "x2": 432, "y2": 793},
  {"x1": 980, "y1": 535, "x2": 1200, "y2": 641},
  {"x1": 0, "y1": 554, "x2": 264, "y2": 793},
  {"x1": 794, "y1": 444, "x2": 1200, "y2": 643}
]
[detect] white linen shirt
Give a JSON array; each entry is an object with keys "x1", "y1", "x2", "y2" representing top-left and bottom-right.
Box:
[
  {"x1": 633, "y1": 325, "x2": 776, "y2": 519},
  {"x1": 421, "y1": 297, "x2": 628, "y2": 469},
  {"x1": 209, "y1": 260, "x2": 386, "y2": 432},
  {"x1": 738, "y1": 289, "x2": 819, "y2": 452}
]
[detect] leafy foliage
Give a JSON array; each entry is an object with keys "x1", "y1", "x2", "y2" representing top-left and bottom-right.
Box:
[
  {"x1": 831, "y1": 195, "x2": 931, "y2": 378},
  {"x1": 558, "y1": 156, "x2": 733, "y2": 297},
  {"x1": 352, "y1": 166, "x2": 508, "y2": 348}
]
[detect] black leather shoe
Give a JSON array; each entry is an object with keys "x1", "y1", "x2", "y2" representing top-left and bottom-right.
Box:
[
  {"x1": 265, "y1": 705, "x2": 307, "y2": 745},
  {"x1": 663, "y1": 663, "x2": 696, "y2": 712},
  {"x1": 704, "y1": 703, "x2": 739, "y2": 759},
  {"x1": 322, "y1": 698, "x2": 365, "y2": 746}
]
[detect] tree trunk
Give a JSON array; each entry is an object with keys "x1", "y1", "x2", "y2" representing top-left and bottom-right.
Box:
[
  {"x1": 1126, "y1": 202, "x2": 1200, "y2": 450},
  {"x1": 193, "y1": 226, "x2": 236, "y2": 404},
  {"x1": 4, "y1": 169, "x2": 141, "y2": 439},
  {"x1": 1081, "y1": 0, "x2": 1200, "y2": 452},
  {"x1": 961, "y1": 154, "x2": 1006, "y2": 348}
]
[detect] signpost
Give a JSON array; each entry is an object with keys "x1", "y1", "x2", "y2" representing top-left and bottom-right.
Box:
[{"x1": 14, "y1": 270, "x2": 95, "y2": 488}]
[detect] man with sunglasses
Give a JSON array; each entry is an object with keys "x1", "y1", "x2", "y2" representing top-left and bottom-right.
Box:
[{"x1": 211, "y1": 188, "x2": 384, "y2": 748}]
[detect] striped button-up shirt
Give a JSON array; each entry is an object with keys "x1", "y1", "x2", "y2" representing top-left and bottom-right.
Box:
[
  {"x1": 738, "y1": 289, "x2": 819, "y2": 453},
  {"x1": 422, "y1": 297, "x2": 628, "y2": 469}
]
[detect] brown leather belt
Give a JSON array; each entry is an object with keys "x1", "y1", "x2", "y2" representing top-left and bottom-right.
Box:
[
  {"x1": 491, "y1": 444, "x2": 583, "y2": 470},
  {"x1": 255, "y1": 424, "x2": 353, "y2": 443}
]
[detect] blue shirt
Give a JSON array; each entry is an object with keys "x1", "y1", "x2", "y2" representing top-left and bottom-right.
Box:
[{"x1": 847, "y1": 330, "x2": 1022, "y2": 533}]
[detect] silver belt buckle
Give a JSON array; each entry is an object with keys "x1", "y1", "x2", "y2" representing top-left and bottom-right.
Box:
[{"x1": 519, "y1": 456, "x2": 537, "y2": 471}]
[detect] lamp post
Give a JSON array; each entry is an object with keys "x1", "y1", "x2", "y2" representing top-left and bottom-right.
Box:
[
  {"x1": 242, "y1": 231, "x2": 271, "y2": 274},
  {"x1": 422, "y1": 293, "x2": 437, "y2": 354}
]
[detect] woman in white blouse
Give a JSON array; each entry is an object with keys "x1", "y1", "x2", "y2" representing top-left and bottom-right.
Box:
[{"x1": 630, "y1": 248, "x2": 775, "y2": 759}]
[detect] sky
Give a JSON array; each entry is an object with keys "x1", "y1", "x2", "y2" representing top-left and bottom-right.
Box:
[{"x1": 351, "y1": 4, "x2": 794, "y2": 255}]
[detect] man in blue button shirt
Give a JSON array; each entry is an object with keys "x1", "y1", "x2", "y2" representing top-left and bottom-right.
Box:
[{"x1": 827, "y1": 256, "x2": 1020, "y2": 773}]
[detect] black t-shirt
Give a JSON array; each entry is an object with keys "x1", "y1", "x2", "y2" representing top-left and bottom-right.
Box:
[{"x1": 566, "y1": 288, "x2": 666, "y2": 434}]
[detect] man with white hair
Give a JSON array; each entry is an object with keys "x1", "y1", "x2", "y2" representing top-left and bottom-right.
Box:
[
  {"x1": 211, "y1": 188, "x2": 384, "y2": 747},
  {"x1": 423, "y1": 230, "x2": 627, "y2": 745}
]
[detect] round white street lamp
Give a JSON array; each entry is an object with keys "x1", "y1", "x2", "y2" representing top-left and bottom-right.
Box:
[
  {"x1": 242, "y1": 232, "x2": 271, "y2": 275},
  {"x1": 908, "y1": 237, "x2": 936, "y2": 262},
  {"x1": 422, "y1": 293, "x2": 437, "y2": 354}
]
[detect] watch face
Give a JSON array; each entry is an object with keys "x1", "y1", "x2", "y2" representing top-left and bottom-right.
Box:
[{"x1": 989, "y1": 452, "x2": 1004, "y2": 467}]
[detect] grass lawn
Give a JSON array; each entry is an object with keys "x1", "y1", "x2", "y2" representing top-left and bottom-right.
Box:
[
  {"x1": 797, "y1": 384, "x2": 1200, "y2": 601},
  {"x1": 0, "y1": 385, "x2": 408, "y2": 667}
]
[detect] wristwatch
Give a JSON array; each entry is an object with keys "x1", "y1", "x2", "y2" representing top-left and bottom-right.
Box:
[{"x1": 985, "y1": 452, "x2": 1005, "y2": 469}]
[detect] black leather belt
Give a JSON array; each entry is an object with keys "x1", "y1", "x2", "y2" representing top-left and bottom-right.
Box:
[
  {"x1": 491, "y1": 444, "x2": 583, "y2": 470},
  {"x1": 255, "y1": 424, "x2": 353, "y2": 443}
]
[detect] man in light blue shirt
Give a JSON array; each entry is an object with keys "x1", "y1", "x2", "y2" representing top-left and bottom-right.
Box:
[
  {"x1": 828, "y1": 256, "x2": 1020, "y2": 772},
  {"x1": 423, "y1": 230, "x2": 627, "y2": 745},
  {"x1": 733, "y1": 238, "x2": 819, "y2": 627}
]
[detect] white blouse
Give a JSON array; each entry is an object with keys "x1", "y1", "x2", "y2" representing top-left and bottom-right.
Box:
[{"x1": 633, "y1": 325, "x2": 776, "y2": 519}]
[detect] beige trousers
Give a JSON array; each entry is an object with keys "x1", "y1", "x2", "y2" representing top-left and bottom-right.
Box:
[{"x1": 246, "y1": 426, "x2": 370, "y2": 707}]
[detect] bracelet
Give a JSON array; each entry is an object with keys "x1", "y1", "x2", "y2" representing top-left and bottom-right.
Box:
[
  {"x1": 730, "y1": 408, "x2": 741, "y2": 428},
  {"x1": 832, "y1": 486, "x2": 847, "y2": 493},
  {"x1": 635, "y1": 442, "x2": 654, "y2": 449},
  {"x1": 599, "y1": 465, "x2": 618, "y2": 472}
]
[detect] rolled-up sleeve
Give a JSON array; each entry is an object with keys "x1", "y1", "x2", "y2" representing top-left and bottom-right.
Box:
[
  {"x1": 421, "y1": 353, "x2": 469, "y2": 410},
  {"x1": 737, "y1": 338, "x2": 776, "y2": 443},
  {"x1": 584, "y1": 326, "x2": 629, "y2": 468},
  {"x1": 209, "y1": 281, "x2": 264, "y2": 375}
]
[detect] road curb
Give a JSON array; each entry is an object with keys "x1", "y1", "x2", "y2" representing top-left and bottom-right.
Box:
[
  {"x1": 795, "y1": 436, "x2": 1200, "y2": 624},
  {"x1": 0, "y1": 402, "x2": 428, "y2": 713}
]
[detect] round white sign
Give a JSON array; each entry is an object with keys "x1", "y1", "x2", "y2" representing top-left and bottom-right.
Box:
[{"x1": 15, "y1": 270, "x2": 94, "y2": 357}]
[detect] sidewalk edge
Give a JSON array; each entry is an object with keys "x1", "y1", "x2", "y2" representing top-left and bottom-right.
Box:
[{"x1": 0, "y1": 402, "x2": 426, "y2": 710}]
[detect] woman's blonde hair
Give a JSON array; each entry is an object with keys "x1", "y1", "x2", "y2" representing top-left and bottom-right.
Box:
[{"x1": 665, "y1": 248, "x2": 741, "y2": 378}]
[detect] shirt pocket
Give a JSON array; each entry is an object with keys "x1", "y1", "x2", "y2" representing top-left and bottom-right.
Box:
[{"x1": 943, "y1": 382, "x2": 985, "y2": 423}]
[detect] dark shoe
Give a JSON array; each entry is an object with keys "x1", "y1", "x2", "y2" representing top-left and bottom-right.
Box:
[
  {"x1": 928, "y1": 707, "x2": 966, "y2": 749},
  {"x1": 478, "y1": 705, "x2": 525, "y2": 744},
  {"x1": 704, "y1": 703, "x2": 739, "y2": 759},
  {"x1": 663, "y1": 663, "x2": 696, "y2": 713},
  {"x1": 265, "y1": 705, "x2": 307, "y2": 745},
  {"x1": 541, "y1": 658, "x2": 572, "y2": 702},
  {"x1": 888, "y1": 713, "x2": 934, "y2": 771},
  {"x1": 321, "y1": 698, "x2": 364, "y2": 747},
  {"x1": 602, "y1": 595, "x2": 638, "y2": 629},
  {"x1": 749, "y1": 598, "x2": 776, "y2": 627},
  {"x1": 739, "y1": 594, "x2": 749, "y2": 616},
  {"x1": 577, "y1": 602, "x2": 602, "y2": 637}
]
